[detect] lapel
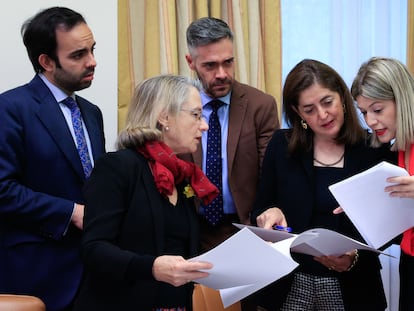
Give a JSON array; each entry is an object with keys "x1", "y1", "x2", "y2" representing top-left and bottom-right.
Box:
[
  {"x1": 75, "y1": 95, "x2": 105, "y2": 160},
  {"x1": 28, "y1": 76, "x2": 85, "y2": 179},
  {"x1": 227, "y1": 81, "x2": 247, "y2": 176},
  {"x1": 301, "y1": 147, "x2": 315, "y2": 187},
  {"x1": 344, "y1": 143, "x2": 365, "y2": 173},
  {"x1": 140, "y1": 159, "x2": 165, "y2": 254}
]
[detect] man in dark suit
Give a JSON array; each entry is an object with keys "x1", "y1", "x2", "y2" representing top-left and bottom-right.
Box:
[
  {"x1": 184, "y1": 17, "x2": 279, "y2": 251},
  {"x1": 0, "y1": 7, "x2": 105, "y2": 311}
]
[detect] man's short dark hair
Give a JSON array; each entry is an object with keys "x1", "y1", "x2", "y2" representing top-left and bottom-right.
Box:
[{"x1": 21, "y1": 7, "x2": 86, "y2": 73}]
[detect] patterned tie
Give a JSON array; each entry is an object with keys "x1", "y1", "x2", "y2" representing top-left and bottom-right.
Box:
[
  {"x1": 204, "y1": 100, "x2": 224, "y2": 225},
  {"x1": 62, "y1": 97, "x2": 93, "y2": 178}
]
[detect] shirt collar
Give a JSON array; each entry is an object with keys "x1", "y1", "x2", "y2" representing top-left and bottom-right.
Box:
[
  {"x1": 38, "y1": 73, "x2": 74, "y2": 103},
  {"x1": 201, "y1": 91, "x2": 231, "y2": 108}
]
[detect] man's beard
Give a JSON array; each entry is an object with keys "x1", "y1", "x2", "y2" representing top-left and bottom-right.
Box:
[
  {"x1": 198, "y1": 77, "x2": 233, "y2": 98},
  {"x1": 54, "y1": 67, "x2": 94, "y2": 93}
]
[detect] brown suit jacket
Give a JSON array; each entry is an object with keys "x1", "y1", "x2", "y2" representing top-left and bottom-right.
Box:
[{"x1": 183, "y1": 80, "x2": 279, "y2": 227}]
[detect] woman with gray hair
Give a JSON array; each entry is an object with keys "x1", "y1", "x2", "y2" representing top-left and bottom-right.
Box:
[
  {"x1": 352, "y1": 57, "x2": 414, "y2": 311},
  {"x1": 74, "y1": 75, "x2": 215, "y2": 311}
]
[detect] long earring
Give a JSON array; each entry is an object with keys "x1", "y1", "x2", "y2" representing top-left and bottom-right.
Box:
[
  {"x1": 301, "y1": 119, "x2": 308, "y2": 130},
  {"x1": 343, "y1": 104, "x2": 346, "y2": 114}
]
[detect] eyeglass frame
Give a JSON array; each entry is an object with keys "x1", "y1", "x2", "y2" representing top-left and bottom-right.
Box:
[{"x1": 180, "y1": 108, "x2": 204, "y2": 121}]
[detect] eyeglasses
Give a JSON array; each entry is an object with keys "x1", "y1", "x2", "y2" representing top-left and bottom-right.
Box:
[{"x1": 180, "y1": 108, "x2": 203, "y2": 121}]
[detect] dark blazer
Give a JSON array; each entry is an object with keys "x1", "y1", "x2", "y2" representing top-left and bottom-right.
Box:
[
  {"x1": 0, "y1": 75, "x2": 105, "y2": 311},
  {"x1": 250, "y1": 129, "x2": 393, "y2": 310},
  {"x1": 183, "y1": 81, "x2": 279, "y2": 226},
  {"x1": 73, "y1": 149, "x2": 200, "y2": 311}
]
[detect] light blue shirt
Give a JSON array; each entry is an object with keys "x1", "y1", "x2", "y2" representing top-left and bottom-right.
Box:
[
  {"x1": 39, "y1": 74, "x2": 94, "y2": 166},
  {"x1": 200, "y1": 92, "x2": 236, "y2": 214}
]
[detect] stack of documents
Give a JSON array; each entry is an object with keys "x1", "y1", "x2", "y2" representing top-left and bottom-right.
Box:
[
  {"x1": 190, "y1": 224, "x2": 385, "y2": 307},
  {"x1": 190, "y1": 228, "x2": 297, "y2": 307},
  {"x1": 190, "y1": 161, "x2": 413, "y2": 308},
  {"x1": 329, "y1": 161, "x2": 414, "y2": 249}
]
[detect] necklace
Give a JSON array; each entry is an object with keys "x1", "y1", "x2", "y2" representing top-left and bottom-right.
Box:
[{"x1": 313, "y1": 152, "x2": 345, "y2": 167}]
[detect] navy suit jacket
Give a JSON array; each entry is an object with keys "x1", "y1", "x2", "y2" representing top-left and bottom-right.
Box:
[{"x1": 0, "y1": 75, "x2": 105, "y2": 311}]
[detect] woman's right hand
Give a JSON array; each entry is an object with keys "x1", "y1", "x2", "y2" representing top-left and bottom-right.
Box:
[
  {"x1": 256, "y1": 207, "x2": 287, "y2": 229},
  {"x1": 152, "y1": 255, "x2": 212, "y2": 287},
  {"x1": 386, "y1": 175, "x2": 414, "y2": 199}
]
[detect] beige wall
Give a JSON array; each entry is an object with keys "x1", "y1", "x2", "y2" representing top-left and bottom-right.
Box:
[{"x1": 0, "y1": 0, "x2": 118, "y2": 151}]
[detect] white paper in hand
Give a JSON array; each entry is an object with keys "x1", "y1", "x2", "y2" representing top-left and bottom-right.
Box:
[{"x1": 329, "y1": 161, "x2": 414, "y2": 248}]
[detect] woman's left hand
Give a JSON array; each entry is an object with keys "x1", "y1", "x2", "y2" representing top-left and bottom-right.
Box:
[
  {"x1": 386, "y1": 175, "x2": 414, "y2": 199},
  {"x1": 313, "y1": 250, "x2": 356, "y2": 272},
  {"x1": 152, "y1": 255, "x2": 213, "y2": 287}
]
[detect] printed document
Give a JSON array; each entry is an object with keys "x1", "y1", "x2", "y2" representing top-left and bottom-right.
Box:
[
  {"x1": 329, "y1": 161, "x2": 414, "y2": 249},
  {"x1": 190, "y1": 224, "x2": 385, "y2": 307},
  {"x1": 189, "y1": 228, "x2": 298, "y2": 308}
]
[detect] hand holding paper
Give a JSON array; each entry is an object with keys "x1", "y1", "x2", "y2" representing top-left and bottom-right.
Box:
[
  {"x1": 190, "y1": 224, "x2": 388, "y2": 308},
  {"x1": 189, "y1": 228, "x2": 298, "y2": 308},
  {"x1": 234, "y1": 224, "x2": 384, "y2": 256},
  {"x1": 385, "y1": 173, "x2": 414, "y2": 199},
  {"x1": 329, "y1": 161, "x2": 414, "y2": 249}
]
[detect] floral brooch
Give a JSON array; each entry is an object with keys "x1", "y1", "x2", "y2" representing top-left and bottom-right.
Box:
[{"x1": 183, "y1": 184, "x2": 195, "y2": 198}]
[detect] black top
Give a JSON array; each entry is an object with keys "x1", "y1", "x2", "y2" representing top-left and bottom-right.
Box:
[
  {"x1": 294, "y1": 166, "x2": 350, "y2": 277},
  {"x1": 154, "y1": 195, "x2": 191, "y2": 308},
  {"x1": 73, "y1": 149, "x2": 199, "y2": 311}
]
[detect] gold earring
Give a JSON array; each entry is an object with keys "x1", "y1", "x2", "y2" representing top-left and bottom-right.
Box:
[{"x1": 301, "y1": 119, "x2": 308, "y2": 130}]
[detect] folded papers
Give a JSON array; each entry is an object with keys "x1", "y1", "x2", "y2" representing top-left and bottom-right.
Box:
[
  {"x1": 190, "y1": 224, "x2": 388, "y2": 307},
  {"x1": 190, "y1": 161, "x2": 411, "y2": 307}
]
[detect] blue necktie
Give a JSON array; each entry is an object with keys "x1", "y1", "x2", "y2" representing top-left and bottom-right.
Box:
[
  {"x1": 63, "y1": 97, "x2": 93, "y2": 178},
  {"x1": 204, "y1": 100, "x2": 224, "y2": 225}
]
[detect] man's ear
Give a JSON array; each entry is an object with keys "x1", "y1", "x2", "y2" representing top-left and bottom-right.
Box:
[
  {"x1": 185, "y1": 54, "x2": 195, "y2": 70},
  {"x1": 38, "y1": 54, "x2": 55, "y2": 72}
]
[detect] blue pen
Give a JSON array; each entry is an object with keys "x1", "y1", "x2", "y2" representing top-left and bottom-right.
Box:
[{"x1": 273, "y1": 225, "x2": 292, "y2": 233}]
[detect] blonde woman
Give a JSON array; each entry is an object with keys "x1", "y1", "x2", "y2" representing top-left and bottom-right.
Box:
[
  {"x1": 352, "y1": 57, "x2": 414, "y2": 311},
  {"x1": 74, "y1": 75, "x2": 215, "y2": 311}
]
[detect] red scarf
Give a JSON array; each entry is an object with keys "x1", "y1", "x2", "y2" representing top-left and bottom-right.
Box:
[
  {"x1": 399, "y1": 143, "x2": 414, "y2": 256},
  {"x1": 138, "y1": 141, "x2": 219, "y2": 205}
]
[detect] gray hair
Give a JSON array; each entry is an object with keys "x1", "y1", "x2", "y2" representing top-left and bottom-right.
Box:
[
  {"x1": 116, "y1": 75, "x2": 200, "y2": 149},
  {"x1": 351, "y1": 57, "x2": 414, "y2": 151},
  {"x1": 186, "y1": 17, "x2": 233, "y2": 54}
]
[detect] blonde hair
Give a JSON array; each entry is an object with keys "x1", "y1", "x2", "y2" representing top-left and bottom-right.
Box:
[
  {"x1": 351, "y1": 57, "x2": 414, "y2": 151},
  {"x1": 116, "y1": 74, "x2": 199, "y2": 149}
]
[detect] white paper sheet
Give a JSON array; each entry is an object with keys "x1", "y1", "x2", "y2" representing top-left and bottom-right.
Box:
[
  {"x1": 329, "y1": 161, "x2": 414, "y2": 249},
  {"x1": 234, "y1": 224, "x2": 385, "y2": 256},
  {"x1": 289, "y1": 228, "x2": 384, "y2": 256},
  {"x1": 190, "y1": 224, "x2": 389, "y2": 307},
  {"x1": 189, "y1": 228, "x2": 299, "y2": 307},
  {"x1": 232, "y1": 223, "x2": 295, "y2": 242}
]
